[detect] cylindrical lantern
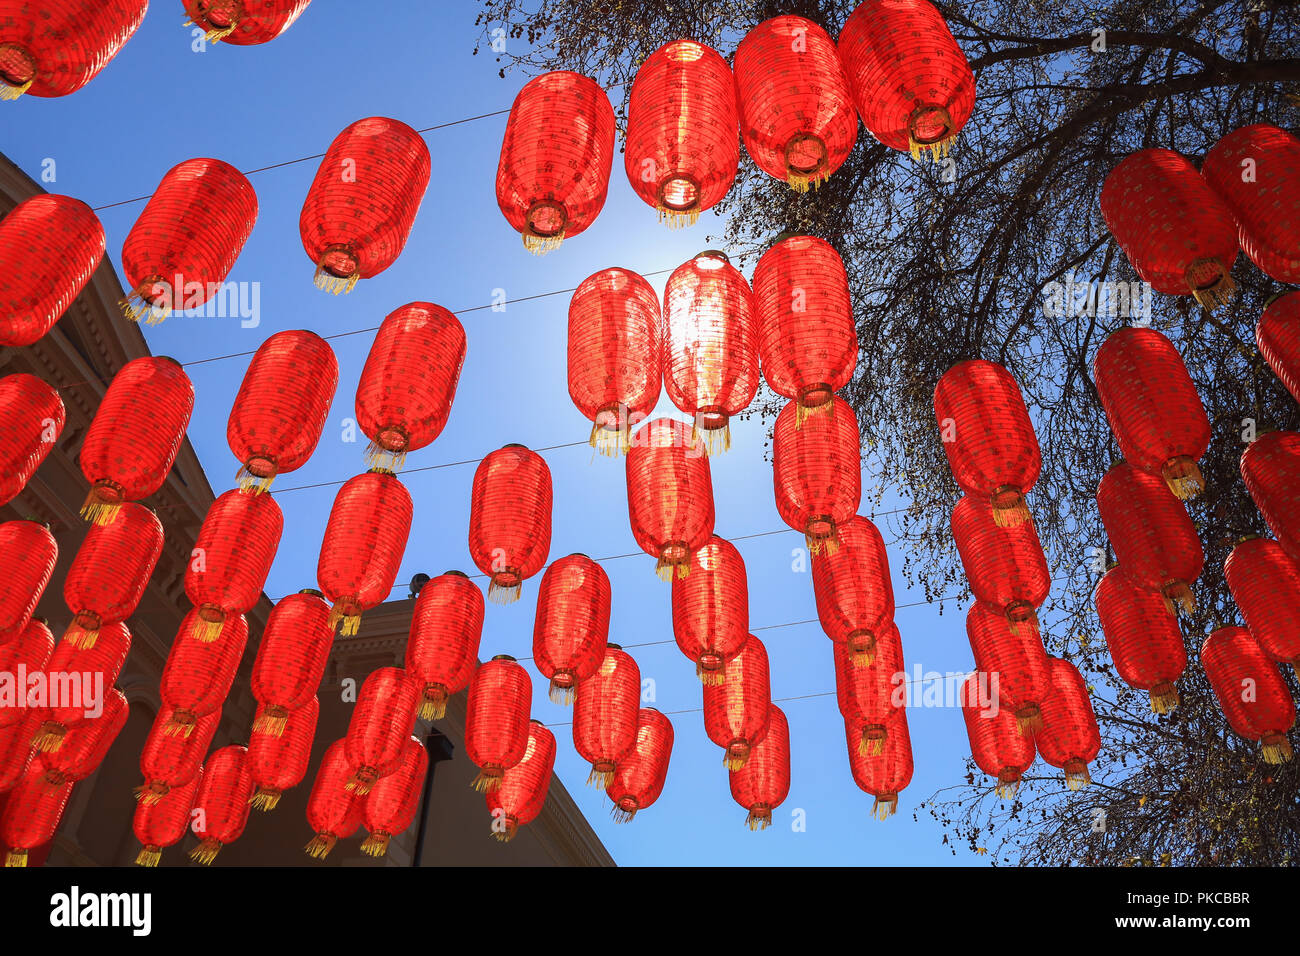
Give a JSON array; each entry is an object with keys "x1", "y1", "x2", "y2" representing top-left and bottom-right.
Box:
[
  {"x1": 672, "y1": 535, "x2": 749, "y2": 683},
  {"x1": 468, "y1": 444, "x2": 552, "y2": 604},
  {"x1": 606, "y1": 708, "x2": 673, "y2": 823},
  {"x1": 343, "y1": 667, "x2": 419, "y2": 795},
  {"x1": 361, "y1": 734, "x2": 428, "y2": 856},
  {"x1": 188, "y1": 744, "x2": 256, "y2": 864},
  {"x1": 464, "y1": 656, "x2": 532, "y2": 792},
  {"x1": 0, "y1": 373, "x2": 65, "y2": 502},
  {"x1": 533, "y1": 554, "x2": 610, "y2": 704},
  {"x1": 774, "y1": 395, "x2": 861, "y2": 554},
  {"x1": 485, "y1": 721, "x2": 555, "y2": 842},
  {"x1": 249, "y1": 696, "x2": 319, "y2": 811},
  {"x1": 703, "y1": 635, "x2": 771, "y2": 770},
  {"x1": 404, "y1": 571, "x2": 484, "y2": 719},
  {"x1": 159, "y1": 610, "x2": 247, "y2": 737},
  {"x1": 0, "y1": 756, "x2": 72, "y2": 866},
  {"x1": 966, "y1": 603, "x2": 1048, "y2": 733},
  {"x1": 39, "y1": 688, "x2": 127, "y2": 787},
  {"x1": 626, "y1": 417, "x2": 715, "y2": 581},
  {"x1": 1241, "y1": 431, "x2": 1300, "y2": 554},
  {"x1": 728, "y1": 703, "x2": 790, "y2": 830},
  {"x1": 136, "y1": 705, "x2": 219, "y2": 805},
  {"x1": 0, "y1": 618, "x2": 54, "y2": 729},
  {"x1": 133, "y1": 766, "x2": 201, "y2": 867},
  {"x1": 1035, "y1": 657, "x2": 1102, "y2": 789},
  {"x1": 960, "y1": 672, "x2": 1034, "y2": 798},
  {"x1": 1257, "y1": 291, "x2": 1300, "y2": 406},
  {"x1": 0, "y1": 714, "x2": 37, "y2": 791},
  {"x1": 31, "y1": 622, "x2": 130, "y2": 752},
  {"x1": 812, "y1": 515, "x2": 894, "y2": 665},
  {"x1": 1203, "y1": 625, "x2": 1296, "y2": 764},
  {"x1": 62, "y1": 502, "x2": 162, "y2": 649},
  {"x1": 573, "y1": 644, "x2": 640, "y2": 786},
  {"x1": 303, "y1": 738, "x2": 365, "y2": 859},
  {"x1": 185, "y1": 488, "x2": 283, "y2": 642},
  {"x1": 951, "y1": 495, "x2": 1051, "y2": 629},
  {"x1": 1095, "y1": 566, "x2": 1187, "y2": 714},
  {"x1": 845, "y1": 707, "x2": 914, "y2": 819},
  {"x1": 1226, "y1": 537, "x2": 1300, "y2": 673},
  {"x1": 0, "y1": 1, "x2": 146, "y2": 99},
  {"x1": 0, "y1": 518, "x2": 57, "y2": 639},
  {"x1": 834, "y1": 621, "x2": 904, "y2": 756},
  {"x1": 250, "y1": 590, "x2": 333, "y2": 735},
  {"x1": 181, "y1": 0, "x2": 312, "y2": 45}
]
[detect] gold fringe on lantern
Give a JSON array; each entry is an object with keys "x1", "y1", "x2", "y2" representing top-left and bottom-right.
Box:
[
  {"x1": 249, "y1": 787, "x2": 281, "y2": 812},
  {"x1": 360, "y1": 832, "x2": 391, "y2": 857},
  {"x1": 786, "y1": 168, "x2": 828, "y2": 193},
  {"x1": 908, "y1": 134, "x2": 956, "y2": 163},
  {"x1": 64, "y1": 619, "x2": 101, "y2": 651},
  {"x1": 522, "y1": 230, "x2": 565, "y2": 255},
  {"x1": 1150, "y1": 681, "x2": 1180, "y2": 715},
  {"x1": 329, "y1": 604, "x2": 363, "y2": 637},
  {"x1": 0, "y1": 77, "x2": 32, "y2": 100},
  {"x1": 487, "y1": 578, "x2": 523, "y2": 605},
  {"x1": 858, "y1": 725, "x2": 887, "y2": 758},
  {"x1": 1161, "y1": 456, "x2": 1205, "y2": 500},
  {"x1": 471, "y1": 768, "x2": 503, "y2": 793},
  {"x1": 745, "y1": 807, "x2": 773, "y2": 831},
  {"x1": 79, "y1": 488, "x2": 123, "y2": 527},
  {"x1": 491, "y1": 818, "x2": 519, "y2": 843},
  {"x1": 1187, "y1": 262, "x2": 1236, "y2": 311},
  {"x1": 657, "y1": 205, "x2": 702, "y2": 229},
  {"x1": 182, "y1": 16, "x2": 237, "y2": 42},
  {"x1": 908, "y1": 106, "x2": 958, "y2": 163},
  {"x1": 135, "y1": 845, "x2": 162, "y2": 867},
  {"x1": 589, "y1": 420, "x2": 629, "y2": 458},
  {"x1": 1063, "y1": 758, "x2": 1092, "y2": 790},
  {"x1": 995, "y1": 771, "x2": 1022, "y2": 799},
  {"x1": 344, "y1": 768, "x2": 377, "y2": 796},
  {"x1": 872, "y1": 794, "x2": 899, "y2": 819},
  {"x1": 847, "y1": 630, "x2": 878, "y2": 668},
  {"x1": 1006, "y1": 603, "x2": 1040, "y2": 638},
  {"x1": 303, "y1": 833, "x2": 338, "y2": 859},
  {"x1": 189, "y1": 613, "x2": 225, "y2": 644},
  {"x1": 654, "y1": 552, "x2": 690, "y2": 583},
  {"x1": 609, "y1": 802, "x2": 638, "y2": 824},
  {"x1": 419, "y1": 686, "x2": 449, "y2": 720},
  {"x1": 313, "y1": 262, "x2": 360, "y2": 295},
  {"x1": 697, "y1": 662, "x2": 725, "y2": 686},
  {"x1": 990, "y1": 487, "x2": 1030, "y2": 528},
  {"x1": 162, "y1": 711, "x2": 197, "y2": 739},
  {"x1": 235, "y1": 464, "x2": 275, "y2": 494},
  {"x1": 795, "y1": 394, "x2": 834, "y2": 428},
  {"x1": 691, "y1": 420, "x2": 731, "y2": 456},
  {"x1": 723, "y1": 744, "x2": 751, "y2": 773},
  {"x1": 4, "y1": 849, "x2": 28, "y2": 867},
  {"x1": 1262, "y1": 734, "x2": 1294, "y2": 765},
  {"x1": 547, "y1": 677, "x2": 577, "y2": 706},
  {"x1": 1161, "y1": 582, "x2": 1196, "y2": 616},
  {"x1": 363, "y1": 439, "x2": 407, "y2": 473},
  {"x1": 1015, "y1": 705, "x2": 1043, "y2": 736},
  {"x1": 133, "y1": 781, "x2": 168, "y2": 806},
  {"x1": 586, "y1": 764, "x2": 617, "y2": 788},
  {"x1": 118, "y1": 282, "x2": 171, "y2": 326},
  {"x1": 188, "y1": 838, "x2": 222, "y2": 865},
  {"x1": 31, "y1": 721, "x2": 66, "y2": 753},
  {"x1": 804, "y1": 523, "x2": 840, "y2": 557},
  {"x1": 251, "y1": 705, "x2": 289, "y2": 737}
]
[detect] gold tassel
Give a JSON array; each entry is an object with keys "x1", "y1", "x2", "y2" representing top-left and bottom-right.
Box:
[
  {"x1": 786, "y1": 168, "x2": 828, "y2": 193},
  {"x1": 745, "y1": 808, "x2": 772, "y2": 831},
  {"x1": 363, "y1": 439, "x2": 407, "y2": 473},
  {"x1": 1188, "y1": 266, "x2": 1236, "y2": 311},
  {"x1": 471, "y1": 768, "x2": 503, "y2": 793},
  {"x1": 1161, "y1": 456, "x2": 1205, "y2": 500},
  {"x1": 805, "y1": 522, "x2": 841, "y2": 558},
  {"x1": 134, "y1": 782, "x2": 167, "y2": 806},
  {"x1": 656, "y1": 205, "x2": 701, "y2": 229},
  {"x1": 696, "y1": 662, "x2": 725, "y2": 686},
  {"x1": 522, "y1": 230, "x2": 564, "y2": 255},
  {"x1": 5, "y1": 849, "x2": 28, "y2": 867},
  {"x1": 313, "y1": 262, "x2": 359, "y2": 295},
  {"x1": 589, "y1": 420, "x2": 628, "y2": 457},
  {"x1": 190, "y1": 612, "x2": 225, "y2": 643},
  {"x1": 1015, "y1": 705, "x2": 1043, "y2": 735},
  {"x1": 1149, "y1": 681, "x2": 1179, "y2": 715},
  {"x1": 586, "y1": 764, "x2": 616, "y2": 788},
  {"x1": 345, "y1": 768, "x2": 376, "y2": 796},
  {"x1": 491, "y1": 819, "x2": 518, "y2": 843},
  {"x1": 654, "y1": 552, "x2": 689, "y2": 582},
  {"x1": 794, "y1": 393, "x2": 833, "y2": 428},
  {"x1": 118, "y1": 282, "x2": 171, "y2": 325},
  {"x1": 162, "y1": 711, "x2": 197, "y2": 739},
  {"x1": 1161, "y1": 582, "x2": 1195, "y2": 616},
  {"x1": 182, "y1": 17, "x2": 237, "y2": 43},
  {"x1": 360, "y1": 832, "x2": 391, "y2": 857},
  {"x1": 31, "y1": 721, "x2": 66, "y2": 752},
  {"x1": 304, "y1": 833, "x2": 337, "y2": 859},
  {"x1": 691, "y1": 419, "x2": 731, "y2": 456},
  {"x1": 872, "y1": 794, "x2": 899, "y2": 819},
  {"x1": 235, "y1": 464, "x2": 275, "y2": 494},
  {"x1": 64, "y1": 620, "x2": 101, "y2": 650},
  {"x1": 858, "y1": 726, "x2": 887, "y2": 757},
  {"x1": 990, "y1": 489, "x2": 1030, "y2": 527},
  {"x1": 419, "y1": 686, "x2": 449, "y2": 720},
  {"x1": 995, "y1": 771, "x2": 1021, "y2": 799},
  {"x1": 249, "y1": 787, "x2": 281, "y2": 811},
  {"x1": 547, "y1": 677, "x2": 577, "y2": 706},
  {"x1": 329, "y1": 604, "x2": 362, "y2": 637},
  {"x1": 487, "y1": 578, "x2": 523, "y2": 605},
  {"x1": 847, "y1": 631, "x2": 877, "y2": 668},
  {"x1": 609, "y1": 802, "x2": 638, "y2": 824},
  {"x1": 1063, "y1": 759, "x2": 1092, "y2": 790},
  {"x1": 135, "y1": 845, "x2": 162, "y2": 867},
  {"x1": 908, "y1": 133, "x2": 956, "y2": 163},
  {"x1": 79, "y1": 487, "x2": 123, "y2": 526},
  {"x1": 1262, "y1": 734, "x2": 1293, "y2": 765},
  {"x1": 1006, "y1": 604, "x2": 1040, "y2": 637},
  {"x1": 0, "y1": 77, "x2": 32, "y2": 100},
  {"x1": 189, "y1": 838, "x2": 222, "y2": 865},
  {"x1": 251, "y1": 706, "x2": 288, "y2": 737},
  {"x1": 723, "y1": 745, "x2": 751, "y2": 772}
]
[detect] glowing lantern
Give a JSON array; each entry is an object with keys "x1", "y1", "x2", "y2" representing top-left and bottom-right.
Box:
[
  {"x1": 0, "y1": 0, "x2": 146, "y2": 99},
  {"x1": 185, "y1": 488, "x2": 282, "y2": 642},
  {"x1": 1257, "y1": 291, "x2": 1300, "y2": 405},
  {"x1": 181, "y1": 0, "x2": 313, "y2": 44},
  {"x1": 774, "y1": 395, "x2": 861, "y2": 554},
  {"x1": 833, "y1": 622, "x2": 904, "y2": 755},
  {"x1": 136, "y1": 705, "x2": 219, "y2": 805},
  {"x1": 728, "y1": 703, "x2": 789, "y2": 830},
  {"x1": 845, "y1": 707, "x2": 913, "y2": 818},
  {"x1": 0, "y1": 373, "x2": 64, "y2": 502},
  {"x1": 606, "y1": 708, "x2": 673, "y2": 823},
  {"x1": 62, "y1": 503, "x2": 162, "y2": 649},
  {"x1": 672, "y1": 535, "x2": 749, "y2": 683},
  {"x1": 0, "y1": 518, "x2": 57, "y2": 639},
  {"x1": 1226, "y1": 537, "x2": 1300, "y2": 674},
  {"x1": 30, "y1": 622, "x2": 130, "y2": 752},
  {"x1": 1035, "y1": 657, "x2": 1101, "y2": 789},
  {"x1": 361, "y1": 734, "x2": 427, "y2": 856},
  {"x1": 0, "y1": 618, "x2": 53, "y2": 729},
  {"x1": 304, "y1": 738, "x2": 364, "y2": 859},
  {"x1": 703, "y1": 635, "x2": 771, "y2": 770},
  {"x1": 465, "y1": 656, "x2": 531, "y2": 792},
  {"x1": 812, "y1": 515, "x2": 894, "y2": 665},
  {"x1": 573, "y1": 644, "x2": 640, "y2": 786},
  {"x1": 626, "y1": 417, "x2": 715, "y2": 581},
  {"x1": 1202, "y1": 124, "x2": 1300, "y2": 282},
  {"x1": 404, "y1": 571, "x2": 483, "y2": 719},
  {"x1": 189, "y1": 744, "x2": 256, "y2": 864},
  {"x1": 159, "y1": 610, "x2": 247, "y2": 737},
  {"x1": 1241, "y1": 431, "x2": 1300, "y2": 554},
  {"x1": 1094, "y1": 566, "x2": 1186, "y2": 714},
  {"x1": 38, "y1": 687, "x2": 127, "y2": 787},
  {"x1": 533, "y1": 554, "x2": 610, "y2": 704},
  {"x1": 960, "y1": 672, "x2": 1034, "y2": 798},
  {"x1": 133, "y1": 766, "x2": 201, "y2": 867},
  {"x1": 344, "y1": 667, "x2": 419, "y2": 795},
  {"x1": 249, "y1": 696, "x2": 318, "y2": 811},
  {"x1": 1202, "y1": 626, "x2": 1295, "y2": 764},
  {"x1": 952, "y1": 495, "x2": 1051, "y2": 629},
  {"x1": 486, "y1": 721, "x2": 555, "y2": 842},
  {"x1": 0, "y1": 756, "x2": 71, "y2": 866},
  {"x1": 250, "y1": 590, "x2": 333, "y2": 735},
  {"x1": 468, "y1": 444, "x2": 552, "y2": 604},
  {"x1": 966, "y1": 603, "x2": 1047, "y2": 733}
]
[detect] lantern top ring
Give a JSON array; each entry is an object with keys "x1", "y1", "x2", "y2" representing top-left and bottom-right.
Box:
[
  {"x1": 524, "y1": 199, "x2": 567, "y2": 240},
  {"x1": 658, "y1": 175, "x2": 700, "y2": 213}
]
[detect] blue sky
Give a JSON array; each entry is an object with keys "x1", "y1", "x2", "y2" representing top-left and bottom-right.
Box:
[{"x1": 0, "y1": 1, "x2": 1021, "y2": 866}]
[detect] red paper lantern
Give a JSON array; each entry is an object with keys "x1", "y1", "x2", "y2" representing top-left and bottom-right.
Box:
[
  {"x1": 159, "y1": 609, "x2": 247, "y2": 737},
  {"x1": 966, "y1": 603, "x2": 1047, "y2": 733},
  {"x1": 119, "y1": 158, "x2": 258, "y2": 324},
  {"x1": 934, "y1": 359, "x2": 1040, "y2": 526},
  {"x1": 465, "y1": 655, "x2": 531, "y2": 792},
  {"x1": 62, "y1": 503, "x2": 162, "y2": 650},
  {"x1": 185, "y1": 488, "x2": 282, "y2": 642},
  {"x1": 227, "y1": 329, "x2": 338, "y2": 491},
  {"x1": 496, "y1": 71, "x2": 615, "y2": 253},
  {"x1": 356, "y1": 302, "x2": 465, "y2": 471},
  {"x1": 0, "y1": 756, "x2": 71, "y2": 866},
  {"x1": 361, "y1": 734, "x2": 427, "y2": 856},
  {"x1": 1096, "y1": 462, "x2": 1204, "y2": 614},
  {"x1": 31, "y1": 622, "x2": 130, "y2": 752},
  {"x1": 79, "y1": 356, "x2": 195, "y2": 525},
  {"x1": 485, "y1": 721, "x2": 555, "y2": 842},
  {"x1": 1093, "y1": 327, "x2": 1210, "y2": 498},
  {"x1": 133, "y1": 765, "x2": 201, "y2": 867},
  {"x1": 703, "y1": 635, "x2": 770, "y2": 770},
  {"x1": 189, "y1": 744, "x2": 255, "y2": 864},
  {"x1": 1035, "y1": 657, "x2": 1101, "y2": 789},
  {"x1": 752, "y1": 235, "x2": 857, "y2": 417},
  {"x1": 299, "y1": 116, "x2": 430, "y2": 293},
  {"x1": 1202, "y1": 124, "x2": 1300, "y2": 283},
  {"x1": 404, "y1": 571, "x2": 483, "y2": 719},
  {"x1": 960, "y1": 672, "x2": 1034, "y2": 798},
  {"x1": 952, "y1": 495, "x2": 1051, "y2": 629},
  {"x1": 837, "y1": 0, "x2": 975, "y2": 161},
  {"x1": 1100, "y1": 148, "x2": 1239, "y2": 309},
  {"x1": 672, "y1": 535, "x2": 749, "y2": 683},
  {"x1": 606, "y1": 708, "x2": 673, "y2": 823},
  {"x1": 1257, "y1": 291, "x2": 1300, "y2": 406},
  {"x1": 774, "y1": 395, "x2": 861, "y2": 554},
  {"x1": 249, "y1": 695, "x2": 318, "y2": 811},
  {"x1": 468, "y1": 444, "x2": 552, "y2": 604},
  {"x1": 573, "y1": 644, "x2": 640, "y2": 786},
  {"x1": 728, "y1": 703, "x2": 789, "y2": 830},
  {"x1": 39, "y1": 687, "x2": 126, "y2": 788},
  {"x1": 624, "y1": 39, "x2": 738, "y2": 226},
  {"x1": 734, "y1": 15, "x2": 857, "y2": 190},
  {"x1": 845, "y1": 707, "x2": 914, "y2": 818},
  {"x1": 1202, "y1": 625, "x2": 1295, "y2": 764},
  {"x1": 250, "y1": 590, "x2": 333, "y2": 735},
  {"x1": 0, "y1": 618, "x2": 53, "y2": 729},
  {"x1": 0, "y1": 195, "x2": 105, "y2": 347},
  {"x1": 567, "y1": 267, "x2": 662, "y2": 455},
  {"x1": 0, "y1": 0, "x2": 146, "y2": 99},
  {"x1": 0, "y1": 518, "x2": 56, "y2": 639},
  {"x1": 0, "y1": 373, "x2": 64, "y2": 502},
  {"x1": 344, "y1": 666, "x2": 419, "y2": 795},
  {"x1": 533, "y1": 554, "x2": 610, "y2": 704},
  {"x1": 812, "y1": 515, "x2": 894, "y2": 665},
  {"x1": 0, "y1": 714, "x2": 36, "y2": 791},
  {"x1": 136, "y1": 705, "x2": 219, "y2": 805},
  {"x1": 1226, "y1": 537, "x2": 1300, "y2": 673},
  {"x1": 181, "y1": 0, "x2": 312, "y2": 45},
  {"x1": 662, "y1": 251, "x2": 759, "y2": 452},
  {"x1": 833, "y1": 621, "x2": 904, "y2": 756},
  {"x1": 626, "y1": 417, "x2": 715, "y2": 581},
  {"x1": 303, "y1": 739, "x2": 365, "y2": 859},
  {"x1": 317, "y1": 469, "x2": 413, "y2": 635},
  {"x1": 1095, "y1": 566, "x2": 1186, "y2": 714},
  {"x1": 1241, "y1": 431, "x2": 1300, "y2": 554}
]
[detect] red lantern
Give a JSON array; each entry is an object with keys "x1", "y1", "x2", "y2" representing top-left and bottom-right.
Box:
[
  {"x1": 317, "y1": 469, "x2": 413, "y2": 635},
  {"x1": 356, "y1": 302, "x2": 465, "y2": 470},
  {"x1": 624, "y1": 39, "x2": 738, "y2": 226},
  {"x1": 159, "y1": 609, "x2": 247, "y2": 737},
  {"x1": 62, "y1": 503, "x2": 162, "y2": 649},
  {"x1": 0, "y1": 618, "x2": 53, "y2": 729},
  {"x1": 485, "y1": 721, "x2": 555, "y2": 842},
  {"x1": 752, "y1": 236, "x2": 857, "y2": 417},
  {"x1": 812, "y1": 515, "x2": 894, "y2": 665},
  {"x1": 1226, "y1": 537, "x2": 1300, "y2": 673},
  {"x1": 1100, "y1": 148, "x2": 1239, "y2": 309},
  {"x1": 39, "y1": 687, "x2": 127, "y2": 787},
  {"x1": 119, "y1": 158, "x2": 258, "y2": 324},
  {"x1": 573, "y1": 644, "x2": 640, "y2": 786},
  {"x1": 662, "y1": 251, "x2": 758, "y2": 452},
  {"x1": 672, "y1": 535, "x2": 749, "y2": 683},
  {"x1": 0, "y1": 0, "x2": 146, "y2": 99},
  {"x1": 734, "y1": 15, "x2": 857, "y2": 190},
  {"x1": 249, "y1": 696, "x2": 318, "y2": 811},
  {"x1": 1093, "y1": 327, "x2": 1211, "y2": 498},
  {"x1": 606, "y1": 708, "x2": 673, "y2": 823},
  {"x1": 567, "y1": 267, "x2": 662, "y2": 455},
  {"x1": 0, "y1": 518, "x2": 56, "y2": 639},
  {"x1": 837, "y1": 0, "x2": 975, "y2": 161},
  {"x1": 703, "y1": 635, "x2": 771, "y2": 770},
  {"x1": 185, "y1": 488, "x2": 282, "y2": 642},
  {"x1": 952, "y1": 495, "x2": 1050, "y2": 629},
  {"x1": 465, "y1": 656, "x2": 531, "y2": 793},
  {"x1": 934, "y1": 359, "x2": 1040, "y2": 526},
  {"x1": 728, "y1": 703, "x2": 789, "y2": 830},
  {"x1": 0, "y1": 756, "x2": 71, "y2": 866},
  {"x1": 1202, "y1": 124, "x2": 1300, "y2": 283},
  {"x1": 0, "y1": 373, "x2": 64, "y2": 502},
  {"x1": 1096, "y1": 462, "x2": 1203, "y2": 614},
  {"x1": 0, "y1": 714, "x2": 36, "y2": 791},
  {"x1": 532, "y1": 555, "x2": 610, "y2": 704},
  {"x1": 960, "y1": 672, "x2": 1034, "y2": 798},
  {"x1": 136, "y1": 705, "x2": 219, "y2": 805},
  {"x1": 344, "y1": 666, "x2": 419, "y2": 795},
  {"x1": 1257, "y1": 291, "x2": 1300, "y2": 406},
  {"x1": 133, "y1": 765, "x2": 201, "y2": 867},
  {"x1": 361, "y1": 734, "x2": 427, "y2": 856},
  {"x1": 181, "y1": 0, "x2": 312, "y2": 45},
  {"x1": 79, "y1": 356, "x2": 195, "y2": 525},
  {"x1": 774, "y1": 395, "x2": 861, "y2": 554},
  {"x1": 833, "y1": 622, "x2": 904, "y2": 756},
  {"x1": 496, "y1": 71, "x2": 615, "y2": 253},
  {"x1": 966, "y1": 603, "x2": 1047, "y2": 733},
  {"x1": 31, "y1": 622, "x2": 130, "y2": 751},
  {"x1": 250, "y1": 590, "x2": 333, "y2": 735},
  {"x1": 1095, "y1": 566, "x2": 1186, "y2": 714},
  {"x1": 626, "y1": 417, "x2": 715, "y2": 581},
  {"x1": 189, "y1": 744, "x2": 255, "y2": 864},
  {"x1": 1241, "y1": 431, "x2": 1300, "y2": 554},
  {"x1": 845, "y1": 707, "x2": 913, "y2": 819},
  {"x1": 304, "y1": 739, "x2": 365, "y2": 859},
  {"x1": 299, "y1": 116, "x2": 430, "y2": 293},
  {"x1": 405, "y1": 571, "x2": 483, "y2": 720},
  {"x1": 227, "y1": 329, "x2": 338, "y2": 492},
  {"x1": 1203, "y1": 625, "x2": 1295, "y2": 764},
  {"x1": 468, "y1": 444, "x2": 552, "y2": 604},
  {"x1": 1035, "y1": 657, "x2": 1101, "y2": 789}
]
